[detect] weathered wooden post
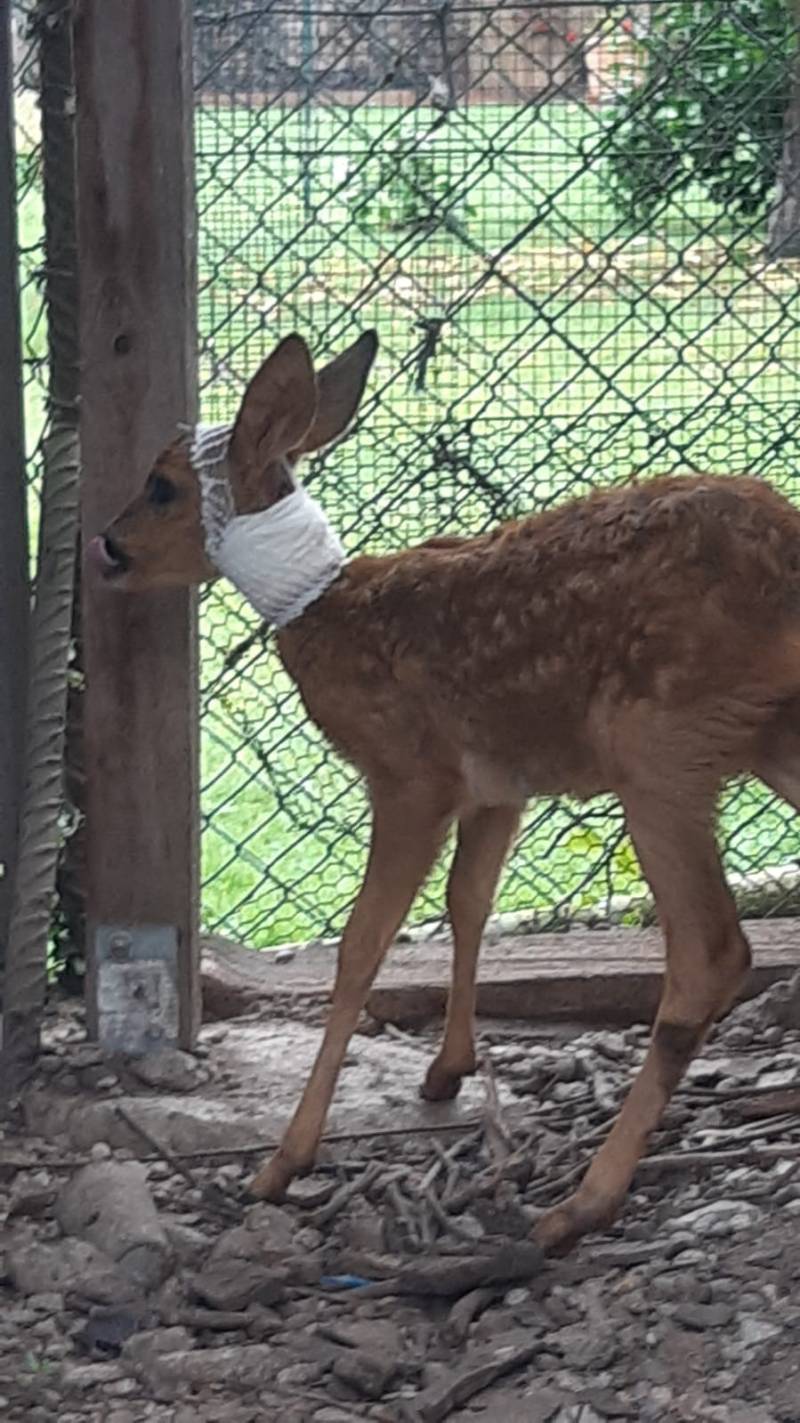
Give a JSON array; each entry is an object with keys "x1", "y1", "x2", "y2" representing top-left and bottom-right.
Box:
[{"x1": 75, "y1": 0, "x2": 200, "y2": 1051}]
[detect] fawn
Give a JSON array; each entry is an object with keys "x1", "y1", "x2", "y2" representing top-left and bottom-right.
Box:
[{"x1": 87, "y1": 330, "x2": 800, "y2": 1251}]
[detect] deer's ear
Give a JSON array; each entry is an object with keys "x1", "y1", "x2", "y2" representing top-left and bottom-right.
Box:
[
  {"x1": 229, "y1": 335, "x2": 317, "y2": 502},
  {"x1": 291, "y1": 331, "x2": 378, "y2": 456}
]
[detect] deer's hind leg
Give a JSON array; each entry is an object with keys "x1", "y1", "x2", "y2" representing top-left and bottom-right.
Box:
[{"x1": 535, "y1": 785, "x2": 750, "y2": 1252}]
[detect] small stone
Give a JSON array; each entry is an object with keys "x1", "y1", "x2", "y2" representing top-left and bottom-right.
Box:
[
  {"x1": 191, "y1": 1260, "x2": 287, "y2": 1311},
  {"x1": 246, "y1": 1304, "x2": 283, "y2": 1339},
  {"x1": 595, "y1": 1241, "x2": 659, "y2": 1268},
  {"x1": 454, "y1": 1213, "x2": 486, "y2": 1240},
  {"x1": 277, "y1": 1361, "x2": 327, "y2": 1387},
  {"x1": 202, "y1": 1026, "x2": 227, "y2": 1044},
  {"x1": 146, "y1": 1343, "x2": 274, "y2": 1393},
  {"x1": 56, "y1": 1160, "x2": 172, "y2": 1294},
  {"x1": 122, "y1": 1327, "x2": 194, "y2": 1367},
  {"x1": 275, "y1": 947, "x2": 295, "y2": 964},
  {"x1": 663, "y1": 1232, "x2": 696, "y2": 1260},
  {"x1": 710, "y1": 1278, "x2": 738, "y2": 1300},
  {"x1": 96, "y1": 1074, "x2": 118, "y2": 1090},
  {"x1": 81, "y1": 1304, "x2": 158, "y2": 1355},
  {"x1": 323, "y1": 1319, "x2": 403, "y2": 1357},
  {"x1": 758, "y1": 1068, "x2": 800, "y2": 1089},
  {"x1": 26, "y1": 1290, "x2": 65, "y2": 1314},
  {"x1": 294, "y1": 1226, "x2": 324, "y2": 1252},
  {"x1": 552, "y1": 1082, "x2": 586, "y2": 1102},
  {"x1": 287, "y1": 1175, "x2": 335, "y2": 1210},
  {"x1": 553, "y1": 1055, "x2": 584, "y2": 1082},
  {"x1": 44, "y1": 1341, "x2": 71, "y2": 1360},
  {"x1": 165, "y1": 1222, "x2": 209, "y2": 1265},
  {"x1": 7, "y1": 1182, "x2": 57, "y2": 1220},
  {"x1": 739, "y1": 1316, "x2": 782, "y2": 1348},
  {"x1": 9, "y1": 1238, "x2": 113, "y2": 1296},
  {"x1": 722, "y1": 1025, "x2": 755, "y2": 1049},
  {"x1": 68, "y1": 1263, "x2": 142, "y2": 1308},
  {"x1": 128, "y1": 1048, "x2": 201, "y2": 1093},
  {"x1": 90, "y1": 1142, "x2": 113, "y2": 1160},
  {"x1": 552, "y1": 1323, "x2": 618, "y2": 1371},
  {"x1": 333, "y1": 1348, "x2": 396, "y2": 1399},
  {"x1": 763, "y1": 1025, "x2": 785, "y2": 1046},
  {"x1": 686, "y1": 1058, "x2": 726, "y2": 1084},
  {"x1": 669, "y1": 1199, "x2": 763, "y2": 1237},
  {"x1": 61, "y1": 1361, "x2": 126, "y2": 1391},
  {"x1": 579, "y1": 1388, "x2": 637, "y2": 1419},
  {"x1": 245, "y1": 1201, "x2": 296, "y2": 1250},
  {"x1": 68, "y1": 1046, "x2": 105, "y2": 1070},
  {"x1": 665, "y1": 1249, "x2": 706, "y2": 1268},
  {"x1": 645, "y1": 1388, "x2": 674, "y2": 1413},
  {"x1": 103, "y1": 1378, "x2": 139, "y2": 1397},
  {"x1": 673, "y1": 1302, "x2": 735, "y2": 1331},
  {"x1": 288, "y1": 1251, "x2": 324, "y2": 1286},
  {"x1": 650, "y1": 1275, "x2": 711, "y2": 1305},
  {"x1": 708, "y1": 1370, "x2": 737, "y2": 1392},
  {"x1": 768, "y1": 1373, "x2": 800, "y2": 1420},
  {"x1": 520, "y1": 1388, "x2": 571, "y2": 1423},
  {"x1": 591, "y1": 1031, "x2": 630, "y2": 1061}
]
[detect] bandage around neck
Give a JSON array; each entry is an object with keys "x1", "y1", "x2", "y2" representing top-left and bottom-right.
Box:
[
  {"x1": 191, "y1": 423, "x2": 345, "y2": 627},
  {"x1": 216, "y1": 488, "x2": 345, "y2": 626}
]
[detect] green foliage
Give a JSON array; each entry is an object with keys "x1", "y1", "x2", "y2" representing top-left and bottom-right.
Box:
[
  {"x1": 604, "y1": 1, "x2": 794, "y2": 224},
  {"x1": 349, "y1": 133, "x2": 475, "y2": 235}
]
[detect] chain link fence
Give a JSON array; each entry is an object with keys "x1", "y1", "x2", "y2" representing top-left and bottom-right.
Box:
[
  {"x1": 11, "y1": 1, "x2": 47, "y2": 514},
  {"x1": 194, "y1": 0, "x2": 800, "y2": 949},
  {"x1": 13, "y1": 2, "x2": 800, "y2": 955}
]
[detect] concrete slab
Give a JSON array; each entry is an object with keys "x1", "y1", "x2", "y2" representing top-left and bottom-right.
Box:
[
  {"x1": 25, "y1": 1019, "x2": 510, "y2": 1156},
  {"x1": 201, "y1": 919, "x2": 800, "y2": 1027}
]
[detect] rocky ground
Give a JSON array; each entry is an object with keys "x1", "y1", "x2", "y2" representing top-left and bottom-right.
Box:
[{"x1": 2, "y1": 976, "x2": 800, "y2": 1422}]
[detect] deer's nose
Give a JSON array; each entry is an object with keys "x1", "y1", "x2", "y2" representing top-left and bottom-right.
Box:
[{"x1": 87, "y1": 534, "x2": 129, "y2": 574}]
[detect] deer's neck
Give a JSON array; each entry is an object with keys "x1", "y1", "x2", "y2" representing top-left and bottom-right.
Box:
[{"x1": 191, "y1": 423, "x2": 345, "y2": 627}]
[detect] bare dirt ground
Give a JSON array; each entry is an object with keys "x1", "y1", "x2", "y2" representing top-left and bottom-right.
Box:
[{"x1": 2, "y1": 975, "x2": 800, "y2": 1423}]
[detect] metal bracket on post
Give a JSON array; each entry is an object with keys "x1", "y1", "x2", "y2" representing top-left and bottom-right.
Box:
[{"x1": 95, "y1": 923, "x2": 179, "y2": 1056}]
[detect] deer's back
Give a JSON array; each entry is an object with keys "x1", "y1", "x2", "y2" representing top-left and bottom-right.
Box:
[{"x1": 278, "y1": 476, "x2": 800, "y2": 802}]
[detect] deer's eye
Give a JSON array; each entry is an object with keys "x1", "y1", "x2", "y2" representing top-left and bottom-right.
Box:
[{"x1": 149, "y1": 473, "x2": 176, "y2": 506}]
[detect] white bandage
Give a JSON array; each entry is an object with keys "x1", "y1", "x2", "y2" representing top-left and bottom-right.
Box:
[
  {"x1": 191, "y1": 423, "x2": 236, "y2": 559},
  {"x1": 191, "y1": 424, "x2": 345, "y2": 627}
]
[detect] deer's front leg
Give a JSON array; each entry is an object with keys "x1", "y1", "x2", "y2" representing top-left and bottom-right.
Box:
[{"x1": 249, "y1": 784, "x2": 452, "y2": 1201}]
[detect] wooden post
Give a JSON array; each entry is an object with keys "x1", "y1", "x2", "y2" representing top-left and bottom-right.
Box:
[
  {"x1": 0, "y1": 0, "x2": 29, "y2": 972},
  {"x1": 766, "y1": 4, "x2": 800, "y2": 259},
  {"x1": 75, "y1": 0, "x2": 200, "y2": 1050}
]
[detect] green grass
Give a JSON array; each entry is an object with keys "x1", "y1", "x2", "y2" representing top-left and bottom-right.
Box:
[{"x1": 193, "y1": 100, "x2": 800, "y2": 947}]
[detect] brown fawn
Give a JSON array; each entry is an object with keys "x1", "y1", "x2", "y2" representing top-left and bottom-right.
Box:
[{"x1": 87, "y1": 329, "x2": 800, "y2": 1251}]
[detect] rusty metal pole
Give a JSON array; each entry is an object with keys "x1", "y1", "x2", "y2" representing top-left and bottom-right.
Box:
[
  {"x1": 1, "y1": 0, "x2": 81, "y2": 1090},
  {"x1": 0, "y1": 0, "x2": 30, "y2": 981}
]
